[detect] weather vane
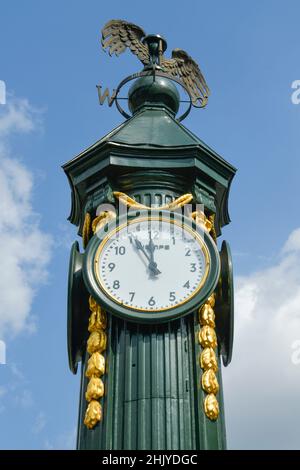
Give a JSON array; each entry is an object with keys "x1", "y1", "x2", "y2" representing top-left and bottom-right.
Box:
[{"x1": 97, "y1": 19, "x2": 210, "y2": 121}]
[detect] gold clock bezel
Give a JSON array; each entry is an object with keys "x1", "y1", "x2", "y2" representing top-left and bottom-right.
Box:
[{"x1": 93, "y1": 215, "x2": 210, "y2": 313}]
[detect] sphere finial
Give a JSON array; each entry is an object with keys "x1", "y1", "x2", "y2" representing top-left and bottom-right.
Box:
[{"x1": 128, "y1": 76, "x2": 180, "y2": 115}]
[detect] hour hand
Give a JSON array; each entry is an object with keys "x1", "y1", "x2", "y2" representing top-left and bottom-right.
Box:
[{"x1": 148, "y1": 261, "x2": 161, "y2": 276}]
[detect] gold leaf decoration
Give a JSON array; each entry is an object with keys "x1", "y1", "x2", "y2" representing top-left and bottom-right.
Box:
[
  {"x1": 85, "y1": 352, "x2": 105, "y2": 378},
  {"x1": 83, "y1": 210, "x2": 114, "y2": 429},
  {"x1": 85, "y1": 377, "x2": 104, "y2": 402},
  {"x1": 82, "y1": 212, "x2": 92, "y2": 249},
  {"x1": 88, "y1": 306, "x2": 107, "y2": 332},
  {"x1": 84, "y1": 400, "x2": 102, "y2": 429},
  {"x1": 92, "y1": 210, "x2": 116, "y2": 234},
  {"x1": 198, "y1": 325, "x2": 217, "y2": 349},
  {"x1": 200, "y1": 347, "x2": 218, "y2": 372},
  {"x1": 84, "y1": 296, "x2": 107, "y2": 430},
  {"x1": 204, "y1": 394, "x2": 219, "y2": 421},
  {"x1": 202, "y1": 369, "x2": 219, "y2": 394},
  {"x1": 191, "y1": 210, "x2": 213, "y2": 232},
  {"x1": 192, "y1": 211, "x2": 220, "y2": 421},
  {"x1": 206, "y1": 293, "x2": 215, "y2": 308},
  {"x1": 208, "y1": 214, "x2": 217, "y2": 242},
  {"x1": 113, "y1": 191, "x2": 193, "y2": 211},
  {"x1": 87, "y1": 330, "x2": 107, "y2": 355},
  {"x1": 199, "y1": 303, "x2": 216, "y2": 328}
]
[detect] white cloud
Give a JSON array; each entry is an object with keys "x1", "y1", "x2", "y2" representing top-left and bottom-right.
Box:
[
  {"x1": 0, "y1": 363, "x2": 34, "y2": 416},
  {"x1": 14, "y1": 389, "x2": 34, "y2": 410},
  {"x1": 0, "y1": 386, "x2": 7, "y2": 414},
  {"x1": 44, "y1": 426, "x2": 76, "y2": 450},
  {"x1": 0, "y1": 98, "x2": 52, "y2": 338},
  {"x1": 223, "y1": 228, "x2": 300, "y2": 449},
  {"x1": 0, "y1": 98, "x2": 38, "y2": 137},
  {"x1": 10, "y1": 363, "x2": 25, "y2": 381},
  {"x1": 32, "y1": 411, "x2": 47, "y2": 435}
]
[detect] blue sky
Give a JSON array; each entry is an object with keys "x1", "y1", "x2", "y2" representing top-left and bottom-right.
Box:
[{"x1": 0, "y1": 0, "x2": 300, "y2": 449}]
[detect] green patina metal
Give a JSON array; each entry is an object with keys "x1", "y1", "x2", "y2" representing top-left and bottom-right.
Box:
[
  {"x1": 63, "y1": 74, "x2": 236, "y2": 450},
  {"x1": 63, "y1": 77, "x2": 235, "y2": 237}
]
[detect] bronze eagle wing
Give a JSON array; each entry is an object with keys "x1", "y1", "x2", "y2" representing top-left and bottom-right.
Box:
[
  {"x1": 161, "y1": 49, "x2": 210, "y2": 107},
  {"x1": 101, "y1": 19, "x2": 150, "y2": 65}
]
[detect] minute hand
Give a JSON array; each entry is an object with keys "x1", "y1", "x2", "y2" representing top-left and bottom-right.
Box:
[
  {"x1": 131, "y1": 234, "x2": 161, "y2": 276},
  {"x1": 132, "y1": 236, "x2": 150, "y2": 261},
  {"x1": 146, "y1": 232, "x2": 161, "y2": 276}
]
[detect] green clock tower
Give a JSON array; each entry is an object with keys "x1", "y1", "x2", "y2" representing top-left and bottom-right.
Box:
[{"x1": 63, "y1": 19, "x2": 236, "y2": 450}]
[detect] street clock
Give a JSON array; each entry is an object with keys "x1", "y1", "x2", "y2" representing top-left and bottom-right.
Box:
[
  {"x1": 83, "y1": 211, "x2": 220, "y2": 323},
  {"x1": 63, "y1": 19, "x2": 237, "y2": 450}
]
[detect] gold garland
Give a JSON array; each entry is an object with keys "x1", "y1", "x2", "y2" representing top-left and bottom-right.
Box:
[
  {"x1": 208, "y1": 213, "x2": 217, "y2": 243},
  {"x1": 113, "y1": 191, "x2": 193, "y2": 210},
  {"x1": 83, "y1": 210, "x2": 116, "y2": 430},
  {"x1": 91, "y1": 210, "x2": 116, "y2": 234},
  {"x1": 82, "y1": 212, "x2": 92, "y2": 249},
  {"x1": 83, "y1": 295, "x2": 107, "y2": 429},
  {"x1": 199, "y1": 294, "x2": 219, "y2": 420},
  {"x1": 83, "y1": 200, "x2": 220, "y2": 424},
  {"x1": 191, "y1": 211, "x2": 213, "y2": 232},
  {"x1": 83, "y1": 193, "x2": 194, "y2": 248},
  {"x1": 82, "y1": 210, "x2": 116, "y2": 249},
  {"x1": 192, "y1": 210, "x2": 219, "y2": 421}
]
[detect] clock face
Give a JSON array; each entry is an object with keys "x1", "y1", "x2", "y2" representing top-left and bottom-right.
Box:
[
  {"x1": 83, "y1": 211, "x2": 220, "y2": 323},
  {"x1": 94, "y1": 216, "x2": 210, "y2": 312}
]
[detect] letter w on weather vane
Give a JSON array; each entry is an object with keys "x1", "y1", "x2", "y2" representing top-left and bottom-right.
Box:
[{"x1": 96, "y1": 86, "x2": 117, "y2": 107}]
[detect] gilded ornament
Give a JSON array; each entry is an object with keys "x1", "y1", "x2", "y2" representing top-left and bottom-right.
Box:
[
  {"x1": 88, "y1": 307, "x2": 107, "y2": 332},
  {"x1": 164, "y1": 193, "x2": 193, "y2": 210},
  {"x1": 92, "y1": 211, "x2": 116, "y2": 234},
  {"x1": 191, "y1": 211, "x2": 212, "y2": 232},
  {"x1": 204, "y1": 394, "x2": 219, "y2": 421},
  {"x1": 206, "y1": 293, "x2": 215, "y2": 308},
  {"x1": 84, "y1": 400, "x2": 102, "y2": 429},
  {"x1": 202, "y1": 369, "x2": 219, "y2": 394},
  {"x1": 85, "y1": 294, "x2": 107, "y2": 429},
  {"x1": 89, "y1": 295, "x2": 98, "y2": 311},
  {"x1": 193, "y1": 205, "x2": 219, "y2": 421},
  {"x1": 87, "y1": 330, "x2": 107, "y2": 355},
  {"x1": 85, "y1": 377, "x2": 104, "y2": 402},
  {"x1": 82, "y1": 212, "x2": 92, "y2": 248},
  {"x1": 199, "y1": 303, "x2": 215, "y2": 328},
  {"x1": 199, "y1": 325, "x2": 217, "y2": 349},
  {"x1": 85, "y1": 352, "x2": 105, "y2": 378},
  {"x1": 113, "y1": 192, "x2": 148, "y2": 209},
  {"x1": 200, "y1": 347, "x2": 218, "y2": 372},
  {"x1": 208, "y1": 214, "x2": 217, "y2": 242},
  {"x1": 113, "y1": 191, "x2": 193, "y2": 211}
]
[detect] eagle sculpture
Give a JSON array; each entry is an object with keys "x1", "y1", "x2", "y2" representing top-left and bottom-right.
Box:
[{"x1": 101, "y1": 19, "x2": 210, "y2": 107}]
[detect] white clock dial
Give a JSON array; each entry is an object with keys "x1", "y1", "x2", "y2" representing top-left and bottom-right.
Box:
[{"x1": 94, "y1": 216, "x2": 210, "y2": 312}]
